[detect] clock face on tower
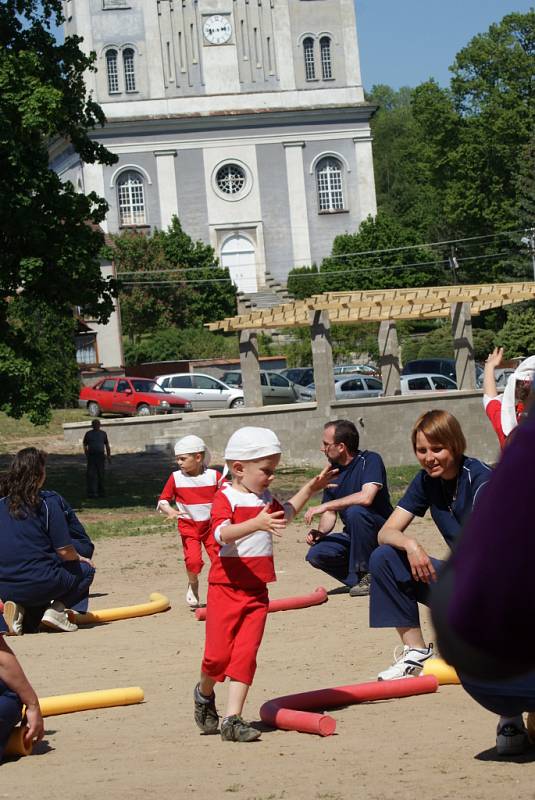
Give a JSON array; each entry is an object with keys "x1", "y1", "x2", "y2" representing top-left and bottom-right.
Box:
[{"x1": 203, "y1": 15, "x2": 232, "y2": 45}]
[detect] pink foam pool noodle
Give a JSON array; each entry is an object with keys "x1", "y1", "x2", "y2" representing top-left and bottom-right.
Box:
[
  {"x1": 195, "y1": 586, "x2": 328, "y2": 621},
  {"x1": 260, "y1": 675, "x2": 439, "y2": 736}
]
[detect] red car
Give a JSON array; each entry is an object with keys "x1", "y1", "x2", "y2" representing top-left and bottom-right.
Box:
[{"x1": 79, "y1": 376, "x2": 192, "y2": 417}]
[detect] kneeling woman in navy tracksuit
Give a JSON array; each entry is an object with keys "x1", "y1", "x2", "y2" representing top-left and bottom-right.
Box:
[
  {"x1": 369, "y1": 410, "x2": 491, "y2": 681},
  {"x1": 0, "y1": 448, "x2": 95, "y2": 634}
]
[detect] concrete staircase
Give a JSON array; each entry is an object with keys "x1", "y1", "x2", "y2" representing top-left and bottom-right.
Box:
[{"x1": 237, "y1": 271, "x2": 292, "y2": 311}]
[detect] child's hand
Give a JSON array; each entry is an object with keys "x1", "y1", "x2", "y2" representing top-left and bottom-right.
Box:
[
  {"x1": 256, "y1": 508, "x2": 287, "y2": 537},
  {"x1": 485, "y1": 346, "x2": 504, "y2": 370},
  {"x1": 308, "y1": 464, "x2": 339, "y2": 494}
]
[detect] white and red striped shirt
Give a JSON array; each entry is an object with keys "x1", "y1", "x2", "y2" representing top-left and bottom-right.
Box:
[
  {"x1": 158, "y1": 468, "x2": 223, "y2": 539},
  {"x1": 209, "y1": 484, "x2": 285, "y2": 589}
]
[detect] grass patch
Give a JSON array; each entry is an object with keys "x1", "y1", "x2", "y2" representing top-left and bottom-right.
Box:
[{"x1": 0, "y1": 409, "x2": 88, "y2": 450}]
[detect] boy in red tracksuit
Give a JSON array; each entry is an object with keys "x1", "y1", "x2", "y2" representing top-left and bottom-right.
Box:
[
  {"x1": 158, "y1": 435, "x2": 224, "y2": 608},
  {"x1": 193, "y1": 426, "x2": 336, "y2": 742}
]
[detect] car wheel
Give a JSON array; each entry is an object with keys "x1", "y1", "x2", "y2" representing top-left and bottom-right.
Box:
[
  {"x1": 87, "y1": 402, "x2": 101, "y2": 418},
  {"x1": 230, "y1": 398, "x2": 245, "y2": 409},
  {"x1": 136, "y1": 404, "x2": 152, "y2": 416}
]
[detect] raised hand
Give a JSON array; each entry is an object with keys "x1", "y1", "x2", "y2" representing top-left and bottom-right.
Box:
[{"x1": 256, "y1": 508, "x2": 287, "y2": 537}]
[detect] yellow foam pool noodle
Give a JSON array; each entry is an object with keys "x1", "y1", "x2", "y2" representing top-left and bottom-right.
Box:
[
  {"x1": 38, "y1": 687, "x2": 144, "y2": 717},
  {"x1": 422, "y1": 657, "x2": 460, "y2": 685},
  {"x1": 71, "y1": 592, "x2": 170, "y2": 625},
  {"x1": 4, "y1": 726, "x2": 32, "y2": 757}
]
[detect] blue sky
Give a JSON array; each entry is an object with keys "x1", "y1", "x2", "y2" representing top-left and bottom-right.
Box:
[{"x1": 356, "y1": 1, "x2": 534, "y2": 89}]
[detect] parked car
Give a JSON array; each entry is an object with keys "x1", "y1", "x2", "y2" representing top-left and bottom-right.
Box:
[
  {"x1": 306, "y1": 375, "x2": 383, "y2": 401},
  {"x1": 333, "y1": 363, "x2": 379, "y2": 377},
  {"x1": 79, "y1": 377, "x2": 192, "y2": 417},
  {"x1": 220, "y1": 370, "x2": 300, "y2": 404},
  {"x1": 400, "y1": 374, "x2": 458, "y2": 394},
  {"x1": 402, "y1": 358, "x2": 483, "y2": 385},
  {"x1": 278, "y1": 368, "x2": 315, "y2": 400},
  {"x1": 155, "y1": 373, "x2": 245, "y2": 410},
  {"x1": 475, "y1": 368, "x2": 514, "y2": 390}
]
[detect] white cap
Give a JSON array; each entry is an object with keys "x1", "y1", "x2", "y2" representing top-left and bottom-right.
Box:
[
  {"x1": 501, "y1": 355, "x2": 535, "y2": 436},
  {"x1": 174, "y1": 435, "x2": 210, "y2": 465},
  {"x1": 224, "y1": 427, "x2": 281, "y2": 461}
]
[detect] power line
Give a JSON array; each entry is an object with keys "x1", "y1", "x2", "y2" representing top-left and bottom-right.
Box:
[{"x1": 119, "y1": 250, "x2": 520, "y2": 286}]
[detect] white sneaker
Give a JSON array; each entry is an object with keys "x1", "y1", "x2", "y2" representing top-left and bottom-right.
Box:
[
  {"x1": 496, "y1": 720, "x2": 529, "y2": 756},
  {"x1": 186, "y1": 583, "x2": 200, "y2": 609},
  {"x1": 3, "y1": 601, "x2": 25, "y2": 635},
  {"x1": 41, "y1": 601, "x2": 78, "y2": 632},
  {"x1": 378, "y1": 643, "x2": 434, "y2": 680}
]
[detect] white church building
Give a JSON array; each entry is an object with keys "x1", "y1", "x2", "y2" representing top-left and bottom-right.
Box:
[{"x1": 53, "y1": 0, "x2": 377, "y2": 296}]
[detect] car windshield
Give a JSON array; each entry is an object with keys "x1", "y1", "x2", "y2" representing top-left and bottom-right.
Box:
[{"x1": 130, "y1": 379, "x2": 166, "y2": 393}]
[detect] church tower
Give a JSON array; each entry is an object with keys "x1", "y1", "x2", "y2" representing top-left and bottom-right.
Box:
[{"x1": 56, "y1": 0, "x2": 376, "y2": 294}]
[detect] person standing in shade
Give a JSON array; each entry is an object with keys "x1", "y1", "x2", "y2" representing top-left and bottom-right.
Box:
[{"x1": 83, "y1": 420, "x2": 111, "y2": 498}]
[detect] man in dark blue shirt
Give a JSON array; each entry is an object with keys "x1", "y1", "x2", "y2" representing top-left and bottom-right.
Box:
[{"x1": 304, "y1": 419, "x2": 393, "y2": 596}]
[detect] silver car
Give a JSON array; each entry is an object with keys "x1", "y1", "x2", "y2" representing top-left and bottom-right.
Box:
[
  {"x1": 400, "y1": 374, "x2": 457, "y2": 394},
  {"x1": 220, "y1": 370, "x2": 300, "y2": 404},
  {"x1": 306, "y1": 375, "x2": 383, "y2": 401},
  {"x1": 156, "y1": 373, "x2": 245, "y2": 410}
]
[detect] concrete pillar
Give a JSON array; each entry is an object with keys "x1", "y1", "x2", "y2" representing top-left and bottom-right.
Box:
[
  {"x1": 283, "y1": 142, "x2": 312, "y2": 269},
  {"x1": 154, "y1": 150, "x2": 178, "y2": 230},
  {"x1": 378, "y1": 320, "x2": 401, "y2": 396},
  {"x1": 450, "y1": 302, "x2": 476, "y2": 390},
  {"x1": 239, "y1": 330, "x2": 263, "y2": 407},
  {"x1": 310, "y1": 310, "x2": 335, "y2": 410}
]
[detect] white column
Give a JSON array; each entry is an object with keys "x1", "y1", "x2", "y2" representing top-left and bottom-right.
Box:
[
  {"x1": 340, "y1": 0, "x2": 364, "y2": 95},
  {"x1": 83, "y1": 163, "x2": 108, "y2": 232},
  {"x1": 154, "y1": 150, "x2": 178, "y2": 230},
  {"x1": 283, "y1": 142, "x2": 312, "y2": 270},
  {"x1": 271, "y1": 1, "x2": 295, "y2": 90},
  {"x1": 353, "y1": 136, "x2": 377, "y2": 222}
]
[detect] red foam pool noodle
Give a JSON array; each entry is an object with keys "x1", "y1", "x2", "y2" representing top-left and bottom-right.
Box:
[
  {"x1": 260, "y1": 675, "x2": 439, "y2": 736},
  {"x1": 195, "y1": 586, "x2": 328, "y2": 621}
]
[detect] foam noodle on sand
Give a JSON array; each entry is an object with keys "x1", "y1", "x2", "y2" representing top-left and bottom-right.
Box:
[
  {"x1": 260, "y1": 676, "x2": 439, "y2": 736},
  {"x1": 195, "y1": 586, "x2": 328, "y2": 621},
  {"x1": 422, "y1": 657, "x2": 460, "y2": 685},
  {"x1": 71, "y1": 592, "x2": 170, "y2": 625},
  {"x1": 4, "y1": 687, "x2": 144, "y2": 758}
]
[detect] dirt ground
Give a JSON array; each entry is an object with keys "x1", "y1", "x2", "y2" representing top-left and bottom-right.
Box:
[{"x1": 3, "y1": 512, "x2": 534, "y2": 800}]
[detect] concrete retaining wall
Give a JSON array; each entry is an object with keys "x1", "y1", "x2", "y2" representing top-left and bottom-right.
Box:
[{"x1": 63, "y1": 391, "x2": 500, "y2": 467}]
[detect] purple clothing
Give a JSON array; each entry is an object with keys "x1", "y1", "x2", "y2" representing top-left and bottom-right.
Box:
[{"x1": 432, "y1": 412, "x2": 535, "y2": 679}]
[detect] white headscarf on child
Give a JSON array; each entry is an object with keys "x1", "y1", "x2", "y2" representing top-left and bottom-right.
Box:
[
  {"x1": 224, "y1": 427, "x2": 281, "y2": 461},
  {"x1": 174, "y1": 435, "x2": 211, "y2": 466},
  {"x1": 501, "y1": 355, "x2": 535, "y2": 437}
]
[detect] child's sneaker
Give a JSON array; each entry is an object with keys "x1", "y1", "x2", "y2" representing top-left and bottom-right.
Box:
[
  {"x1": 186, "y1": 583, "x2": 200, "y2": 609},
  {"x1": 496, "y1": 720, "x2": 529, "y2": 756},
  {"x1": 41, "y1": 601, "x2": 78, "y2": 633},
  {"x1": 378, "y1": 643, "x2": 434, "y2": 680},
  {"x1": 3, "y1": 601, "x2": 25, "y2": 635},
  {"x1": 194, "y1": 683, "x2": 219, "y2": 734},
  {"x1": 220, "y1": 714, "x2": 261, "y2": 742}
]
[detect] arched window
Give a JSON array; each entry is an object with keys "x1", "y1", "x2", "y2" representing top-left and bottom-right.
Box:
[
  {"x1": 303, "y1": 37, "x2": 316, "y2": 81},
  {"x1": 316, "y1": 157, "x2": 344, "y2": 212},
  {"x1": 106, "y1": 49, "x2": 119, "y2": 94},
  {"x1": 117, "y1": 171, "x2": 146, "y2": 225},
  {"x1": 320, "y1": 36, "x2": 332, "y2": 80},
  {"x1": 123, "y1": 48, "x2": 136, "y2": 92}
]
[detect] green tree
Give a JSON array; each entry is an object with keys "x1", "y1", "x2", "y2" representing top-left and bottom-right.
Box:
[
  {"x1": 497, "y1": 308, "x2": 535, "y2": 357},
  {"x1": 0, "y1": 0, "x2": 118, "y2": 422},
  {"x1": 111, "y1": 217, "x2": 237, "y2": 339},
  {"x1": 286, "y1": 264, "x2": 323, "y2": 300},
  {"x1": 368, "y1": 85, "x2": 443, "y2": 241},
  {"x1": 124, "y1": 327, "x2": 238, "y2": 366},
  {"x1": 319, "y1": 211, "x2": 442, "y2": 292}
]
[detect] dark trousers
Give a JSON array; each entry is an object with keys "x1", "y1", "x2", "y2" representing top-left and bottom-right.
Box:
[
  {"x1": 369, "y1": 544, "x2": 444, "y2": 628},
  {"x1": 305, "y1": 506, "x2": 383, "y2": 587},
  {"x1": 0, "y1": 561, "x2": 95, "y2": 632},
  {"x1": 86, "y1": 453, "x2": 106, "y2": 497},
  {"x1": 461, "y1": 671, "x2": 535, "y2": 717},
  {"x1": 0, "y1": 679, "x2": 23, "y2": 760}
]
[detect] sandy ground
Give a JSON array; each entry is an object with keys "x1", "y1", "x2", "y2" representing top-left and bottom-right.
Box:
[{"x1": 3, "y1": 513, "x2": 534, "y2": 800}]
